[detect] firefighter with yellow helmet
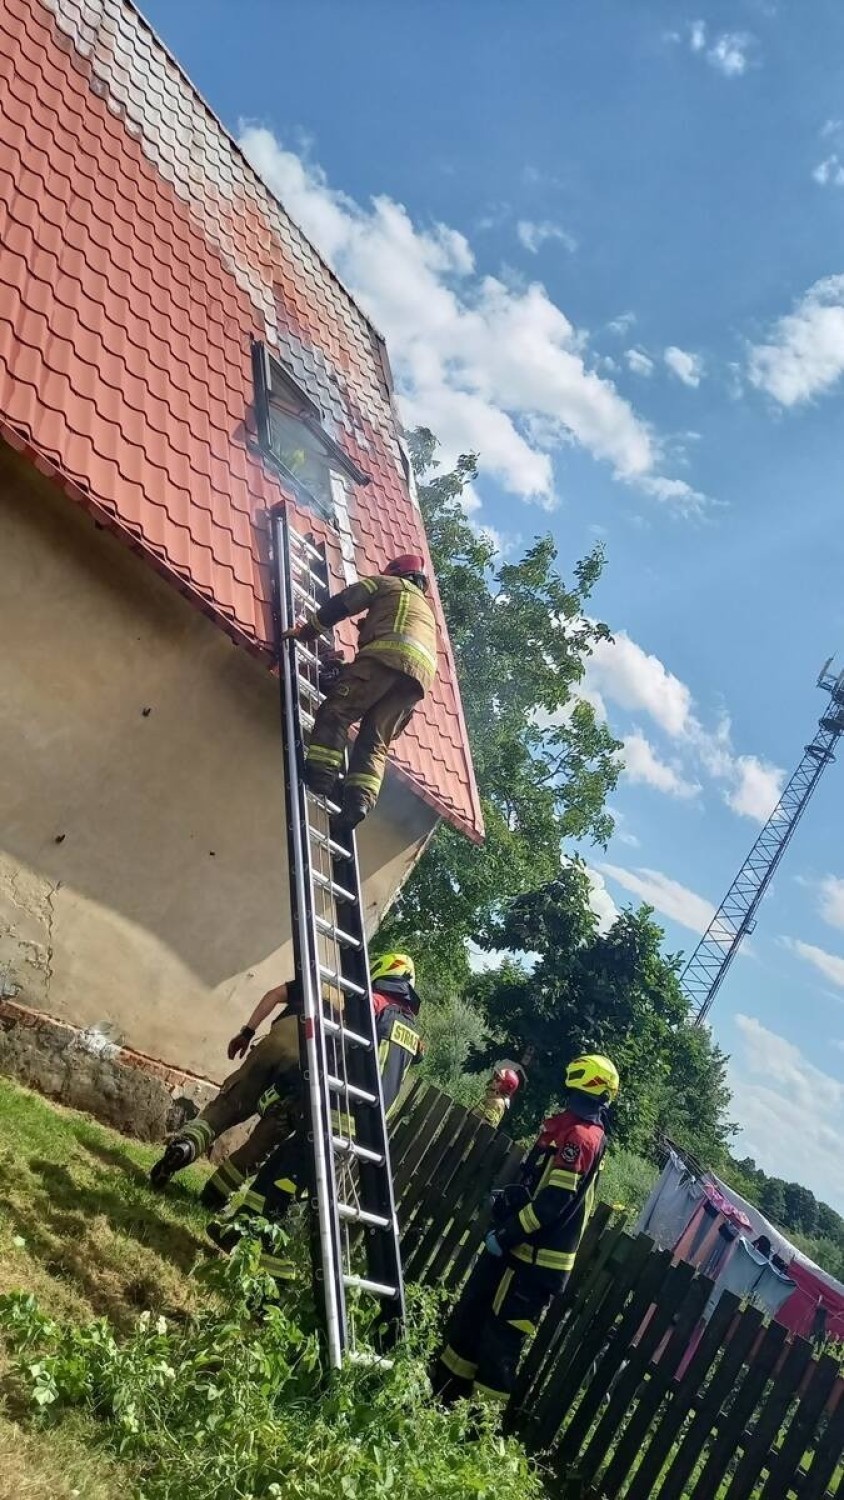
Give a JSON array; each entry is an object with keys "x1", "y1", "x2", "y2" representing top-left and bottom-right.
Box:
[
  {"x1": 205, "y1": 954, "x2": 424, "y2": 1276},
  {"x1": 432, "y1": 1053, "x2": 619, "y2": 1409}
]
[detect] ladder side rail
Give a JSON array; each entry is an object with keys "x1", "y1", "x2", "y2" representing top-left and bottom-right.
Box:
[
  {"x1": 272, "y1": 508, "x2": 347, "y2": 1367},
  {"x1": 332, "y1": 837, "x2": 407, "y2": 1338}
]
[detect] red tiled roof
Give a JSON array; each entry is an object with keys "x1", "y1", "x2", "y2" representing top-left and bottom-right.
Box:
[{"x1": 0, "y1": 0, "x2": 484, "y2": 843}]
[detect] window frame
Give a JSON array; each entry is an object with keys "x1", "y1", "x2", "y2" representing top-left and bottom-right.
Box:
[{"x1": 251, "y1": 340, "x2": 370, "y2": 520}]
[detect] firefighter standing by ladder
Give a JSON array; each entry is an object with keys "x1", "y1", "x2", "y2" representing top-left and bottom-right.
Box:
[
  {"x1": 432, "y1": 1053, "x2": 619, "y2": 1410},
  {"x1": 206, "y1": 954, "x2": 424, "y2": 1280},
  {"x1": 282, "y1": 554, "x2": 437, "y2": 829}
]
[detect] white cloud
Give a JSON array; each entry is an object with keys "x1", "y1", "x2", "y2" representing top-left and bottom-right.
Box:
[
  {"x1": 607, "y1": 311, "x2": 637, "y2": 337},
  {"x1": 585, "y1": 867, "x2": 618, "y2": 933},
  {"x1": 625, "y1": 347, "x2": 655, "y2": 377},
  {"x1": 813, "y1": 155, "x2": 844, "y2": 188},
  {"x1": 585, "y1": 632, "x2": 695, "y2": 738},
  {"x1": 787, "y1": 938, "x2": 844, "y2": 991},
  {"x1": 583, "y1": 631, "x2": 784, "y2": 818},
  {"x1": 747, "y1": 274, "x2": 844, "y2": 407},
  {"x1": 726, "y1": 754, "x2": 784, "y2": 822},
  {"x1": 516, "y1": 220, "x2": 576, "y2": 254},
  {"x1": 686, "y1": 21, "x2": 754, "y2": 77},
  {"x1": 639, "y1": 474, "x2": 707, "y2": 513},
  {"x1": 665, "y1": 346, "x2": 704, "y2": 387},
  {"x1": 730, "y1": 1016, "x2": 844, "y2": 1208},
  {"x1": 690, "y1": 19, "x2": 707, "y2": 52},
  {"x1": 819, "y1": 875, "x2": 844, "y2": 931},
  {"x1": 622, "y1": 732, "x2": 701, "y2": 799},
  {"x1": 238, "y1": 125, "x2": 699, "y2": 511},
  {"x1": 708, "y1": 32, "x2": 752, "y2": 77},
  {"x1": 599, "y1": 863, "x2": 715, "y2": 934}
]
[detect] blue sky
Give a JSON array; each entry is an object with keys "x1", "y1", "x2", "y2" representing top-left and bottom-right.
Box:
[{"x1": 141, "y1": 0, "x2": 844, "y2": 1209}]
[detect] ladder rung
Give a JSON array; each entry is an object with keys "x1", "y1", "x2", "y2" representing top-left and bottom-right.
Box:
[
  {"x1": 311, "y1": 828, "x2": 354, "y2": 861},
  {"x1": 333, "y1": 1135, "x2": 384, "y2": 1165},
  {"x1": 290, "y1": 555, "x2": 327, "y2": 590},
  {"x1": 300, "y1": 706, "x2": 315, "y2": 729},
  {"x1": 323, "y1": 1013, "x2": 372, "y2": 1049},
  {"x1": 298, "y1": 677, "x2": 322, "y2": 705},
  {"x1": 319, "y1": 967, "x2": 367, "y2": 998},
  {"x1": 292, "y1": 578, "x2": 318, "y2": 605},
  {"x1": 327, "y1": 1075, "x2": 378, "y2": 1106},
  {"x1": 320, "y1": 972, "x2": 367, "y2": 996},
  {"x1": 288, "y1": 530, "x2": 323, "y2": 564},
  {"x1": 313, "y1": 870, "x2": 355, "y2": 903},
  {"x1": 315, "y1": 915, "x2": 361, "y2": 949},
  {"x1": 338, "y1": 1203, "x2": 392, "y2": 1230},
  {"x1": 306, "y1": 789, "x2": 342, "y2": 815},
  {"x1": 293, "y1": 642, "x2": 322, "y2": 670},
  {"x1": 343, "y1": 1273, "x2": 399, "y2": 1299}
]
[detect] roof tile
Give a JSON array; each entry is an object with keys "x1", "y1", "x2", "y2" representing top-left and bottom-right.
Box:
[{"x1": 0, "y1": 0, "x2": 483, "y2": 842}]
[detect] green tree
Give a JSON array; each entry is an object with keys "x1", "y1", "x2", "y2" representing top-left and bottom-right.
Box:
[
  {"x1": 783, "y1": 1182, "x2": 819, "y2": 1237},
  {"x1": 816, "y1": 1200, "x2": 844, "y2": 1247},
  {"x1": 380, "y1": 430, "x2": 621, "y2": 985},
  {"x1": 759, "y1": 1176, "x2": 787, "y2": 1225},
  {"x1": 466, "y1": 875, "x2": 734, "y2": 1159}
]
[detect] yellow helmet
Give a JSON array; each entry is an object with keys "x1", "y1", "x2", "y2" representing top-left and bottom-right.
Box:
[
  {"x1": 369, "y1": 952, "x2": 416, "y2": 987},
  {"x1": 565, "y1": 1054, "x2": 619, "y2": 1102}
]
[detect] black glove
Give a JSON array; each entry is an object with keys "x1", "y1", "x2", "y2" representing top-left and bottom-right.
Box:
[
  {"x1": 227, "y1": 1025, "x2": 255, "y2": 1061},
  {"x1": 490, "y1": 1183, "x2": 530, "y2": 1224}
]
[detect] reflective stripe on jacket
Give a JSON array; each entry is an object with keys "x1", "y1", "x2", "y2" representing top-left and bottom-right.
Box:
[
  {"x1": 311, "y1": 575, "x2": 437, "y2": 692},
  {"x1": 495, "y1": 1110, "x2": 606, "y2": 1279}
]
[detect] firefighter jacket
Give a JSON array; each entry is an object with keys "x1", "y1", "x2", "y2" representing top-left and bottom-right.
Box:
[
  {"x1": 494, "y1": 1108, "x2": 606, "y2": 1280},
  {"x1": 476, "y1": 1087, "x2": 509, "y2": 1129},
  {"x1": 373, "y1": 982, "x2": 423, "y2": 1116},
  {"x1": 307, "y1": 575, "x2": 437, "y2": 693}
]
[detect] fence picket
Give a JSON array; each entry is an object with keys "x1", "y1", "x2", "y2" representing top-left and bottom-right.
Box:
[
  {"x1": 759, "y1": 1354, "x2": 841, "y2": 1500},
  {"x1": 399, "y1": 1107, "x2": 476, "y2": 1256},
  {"x1": 599, "y1": 1262, "x2": 713, "y2": 1498},
  {"x1": 722, "y1": 1335, "x2": 817, "y2": 1500},
  {"x1": 656, "y1": 1300, "x2": 764, "y2": 1500},
  {"x1": 688, "y1": 1319, "x2": 789, "y2": 1500},
  {"x1": 531, "y1": 1233, "x2": 654, "y2": 1451},
  {"x1": 624, "y1": 1293, "x2": 746, "y2": 1500},
  {"x1": 800, "y1": 1378, "x2": 843, "y2": 1500},
  {"x1": 555, "y1": 1246, "x2": 676, "y2": 1477},
  {"x1": 439, "y1": 1133, "x2": 520, "y2": 1288}
]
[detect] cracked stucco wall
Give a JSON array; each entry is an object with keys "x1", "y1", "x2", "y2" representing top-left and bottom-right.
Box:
[{"x1": 0, "y1": 446, "x2": 437, "y2": 1130}]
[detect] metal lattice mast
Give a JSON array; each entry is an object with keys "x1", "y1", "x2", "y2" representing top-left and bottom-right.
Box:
[{"x1": 683, "y1": 660, "x2": 844, "y2": 1025}]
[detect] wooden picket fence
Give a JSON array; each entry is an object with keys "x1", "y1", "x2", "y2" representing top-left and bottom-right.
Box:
[
  {"x1": 389, "y1": 1080, "x2": 844, "y2": 1499},
  {"x1": 388, "y1": 1077, "x2": 524, "y2": 1286}
]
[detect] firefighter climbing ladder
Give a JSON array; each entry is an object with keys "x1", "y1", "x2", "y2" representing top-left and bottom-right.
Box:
[{"x1": 269, "y1": 505, "x2": 406, "y2": 1369}]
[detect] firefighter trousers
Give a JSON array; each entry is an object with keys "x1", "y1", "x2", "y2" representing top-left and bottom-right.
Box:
[
  {"x1": 205, "y1": 1131, "x2": 307, "y2": 1285},
  {"x1": 306, "y1": 656, "x2": 424, "y2": 811},
  {"x1": 166, "y1": 1018, "x2": 301, "y2": 1210},
  {"x1": 432, "y1": 1251, "x2": 558, "y2": 1407}
]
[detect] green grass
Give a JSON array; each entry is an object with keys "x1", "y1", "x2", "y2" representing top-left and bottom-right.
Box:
[
  {"x1": 0, "y1": 1078, "x2": 223, "y2": 1499},
  {"x1": 0, "y1": 1078, "x2": 543, "y2": 1500},
  {"x1": 0, "y1": 1076, "x2": 213, "y2": 1328}
]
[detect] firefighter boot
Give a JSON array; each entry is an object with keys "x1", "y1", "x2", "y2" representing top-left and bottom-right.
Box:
[
  {"x1": 335, "y1": 789, "x2": 369, "y2": 832},
  {"x1": 303, "y1": 762, "x2": 338, "y2": 797}
]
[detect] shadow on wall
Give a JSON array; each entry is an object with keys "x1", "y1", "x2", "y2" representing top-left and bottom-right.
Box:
[{"x1": 0, "y1": 448, "x2": 435, "y2": 1012}]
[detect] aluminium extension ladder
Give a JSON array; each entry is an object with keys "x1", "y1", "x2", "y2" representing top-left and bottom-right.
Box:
[{"x1": 269, "y1": 504, "x2": 406, "y2": 1369}]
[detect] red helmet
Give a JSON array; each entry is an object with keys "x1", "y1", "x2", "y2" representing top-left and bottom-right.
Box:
[
  {"x1": 385, "y1": 554, "x2": 425, "y2": 577},
  {"x1": 494, "y1": 1066, "x2": 521, "y2": 1098}
]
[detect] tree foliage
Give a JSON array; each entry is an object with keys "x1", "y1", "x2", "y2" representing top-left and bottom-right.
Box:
[
  {"x1": 380, "y1": 430, "x2": 621, "y2": 985},
  {"x1": 722, "y1": 1155, "x2": 844, "y2": 1273},
  {"x1": 466, "y1": 874, "x2": 735, "y2": 1160}
]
